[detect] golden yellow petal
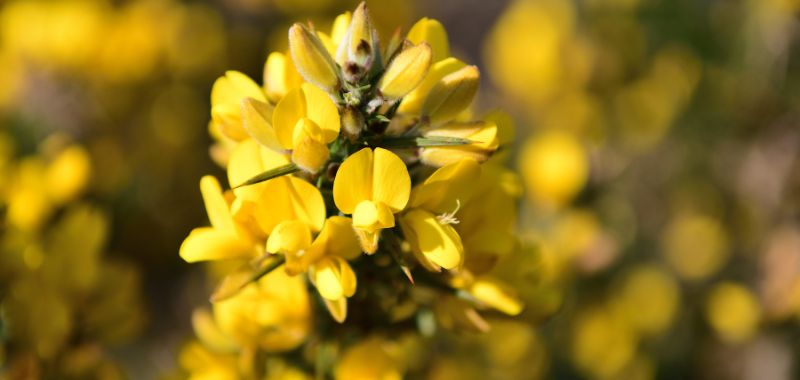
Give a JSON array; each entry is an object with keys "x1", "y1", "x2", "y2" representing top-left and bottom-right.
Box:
[
  {"x1": 421, "y1": 65, "x2": 480, "y2": 125},
  {"x1": 378, "y1": 43, "x2": 433, "y2": 100},
  {"x1": 371, "y1": 148, "x2": 410, "y2": 212},
  {"x1": 179, "y1": 227, "x2": 253, "y2": 263},
  {"x1": 408, "y1": 159, "x2": 480, "y2": 214},
  {"x1": 407, "y1": 17, "x2": 450, "y2": 62},
  {"x1": 399, "y1": 209, "x2": 464, "y2": 270},
  {"x1": 333, "y1": 147, "x2": 374, "y2": 214}
]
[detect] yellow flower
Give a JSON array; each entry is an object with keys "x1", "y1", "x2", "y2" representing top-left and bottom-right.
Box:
[
  {"x1": 334, "y1": 337, "x2": 404, "y2": 380},
  {"x1": 213, "y1": 268, "x2": 311, "y2": 351},
  {"x1": 211, "y1": 71, "x2": 267, "y2": 141},
  {"x1": 397, "y1": 57, "x2": 467, "y2": 116},
  {"x1": 253, "y1": 175, "x2": 326, "y2": 237},
  {"x1": 399, "y1": 159, "x2": 479, "y2": 271},
  {"x1": 273, "y1": 83, "x2": 341, "y2": 173},
  {"x1": 333, "y1": 147, "x2": 411, "y2": 254},
  {"x1": 179, "y1": 176, "x2": 257, "y2": 263}
]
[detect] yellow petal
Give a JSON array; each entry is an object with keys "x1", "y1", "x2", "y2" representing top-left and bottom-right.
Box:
[
  {"x1": 371, "y1": 148, "x2": 410, "y2": 212},
  {"x1": 227, "y1": 139, "x2": 290, "y2": 202},
  {"x1": 191, "y1": 309, "x2": 238, "y2": 352},
  {"x1": 255, "y1": 176, "x2": 326, "y2": 234},
  {"x1": 200, "y1": 175, "x2": 234, "y2": 232},
  {"x1": 212, "y1": 70, "x2": 266, "y2": 106},
  {"x1": 211, "y1": 71, "x2": 265, "y2": 141},
  {"x1": 286, "y1": 216, "x2": 360, "y2": 275},
  {"x1": 288, "y1": 23, "x2": 340, "y2": 94},
  {"x1": 273, "y1": 87, "x2": 306, "y2": 149},
  {"x1": 211, "y1": 103, "x2": 249, "y2": 141},
  {"x1": 330, "y1": 12, "x2": 352, "y2": 48},
  {"x1": 241, "y1": 97, "x2": 282, "y2": 152},
  {"x1": 319, "y1": 216, "x2": 361, "y2": 260},
  {"x1": 469, "y1": 278, "x2": 524, "y2": 316},
  {"x1": 323, "y1": 297, "x2": 347, "y2": 323},
  {"x1": 179, "y1": 227, "x2": 253, "y2": 263},
  {"x1": 263, "y1": 52, "x2": 303, "y2": 103},
  {"x1": 409, "y1": 159, "x2": 480, "y2": 214},
  {"x1": 313, "y1": 257, "x2": 356, "y2": 300},
  {"x1": 266, "y1": 220, "x2": 313, "y2": 255},
  {"x1": 421, "y1": 66, "x2": 480, "y2": 125},
  {"x1": 333, "y1": 147, "x2": 374, "y2": 214},
  {"x1": 301, "y1": 83, "x2": 340, "y2": 143},
  {"x1": 407, "y1": 17, "x2": 450, "y2": 62},
  {"x1": 420, "y1": 120, "x2": 499, "y2": 167},
  {"x1": 274, "y1": 84, "x2": 340, "y2": 149},
  {"x1": 378, "y1": 43, "x2": 433, "y2": 101},
  {"x1": 399, "y1": 209, "x2": 464, "y2": 270},
  {"x1": 352, "y1": 200, "x2": 395, "y2": 232},
  {"x1": 291, "y1": 129, "x2": 330, "y2": 174},
  {"x1": 397, "y1": 57, "x2": 466, "y2": 115}
]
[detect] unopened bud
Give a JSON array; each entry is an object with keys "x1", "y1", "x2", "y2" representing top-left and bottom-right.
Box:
[
  {"x1": 336, "y1": 2, "x2": 380, "y2": 82},
  {"x1": 378, "y1": 43, "x2": 432, "y2": 101},
  {"x1": 289, "y1": 23, "x2": 341, "y2": 94},
  {"x1": 421, "y1": 65, "x2": 479, "y2": 125},
  {"x1": 341, "y1": 106, "x2": 364, "y2": 142}
]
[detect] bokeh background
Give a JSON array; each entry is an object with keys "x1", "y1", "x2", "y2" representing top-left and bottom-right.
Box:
[{"x1": 1, "y1": 0, "x2": 798, "y2": 379}]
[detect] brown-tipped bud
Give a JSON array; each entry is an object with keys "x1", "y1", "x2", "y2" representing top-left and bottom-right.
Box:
[
  {"x1": 341, "y1": 106, "x2": 364, "y2": 142},
  {"x1": 288, "y1": 23, "x2": 341, "y2": 94},
  {"x1": 336, "y1": 2, "x2": 380, "y2": 82},
  {"x1": 421, "y1": 65, "x2": 480, "y2": 125},
  {"x1": 378, "y1": 43, "x2": 432, "y2": 101}
]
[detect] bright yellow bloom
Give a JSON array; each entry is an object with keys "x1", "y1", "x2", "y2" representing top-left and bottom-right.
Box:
[
  {"x1": 180, "y1": 176, "x2": 257, "y2": 263},
  {"x1": 333, "y1": 148, "x2": 410, "y2": 254},
  {"x1": 212, "y1": 268, "x2": 311, "y2": 351},
  {"x1": 400, "y1": 159, "x2": 479, "y2": 271},
  {"x1": 273, "y1": 83, "x2": 341, "y2": 172},
  {"x1": 211, "y1": 71, "x2": 267, "y2": 141},
  {"x1": 398, "y1": 57, "x2": 467, "y2": 116}
]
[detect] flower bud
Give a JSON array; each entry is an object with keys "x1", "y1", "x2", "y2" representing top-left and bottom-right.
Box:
[
  {"x1": 421, "y1": 65, "x2": 479, "y2": 125},
  {"x1": 336, "y1": 2, "x2": 379, "y2": 82},
  {"x1": 420, "y1": 120, "x2": 498, "y2": 167},
  {"x1": 341, "y1": 106, "x2": 364, "y2": 141},
  {"x1": 288, "y1": 23, "x2": 341, "y2": 94},
  {"x1": 378, "y1": 43, "x2": 432, "y2": 101}
]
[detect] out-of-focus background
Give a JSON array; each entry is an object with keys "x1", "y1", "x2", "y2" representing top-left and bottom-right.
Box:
[{"x1": 0, "y1": 0, "x2": 798, "y2": 379}]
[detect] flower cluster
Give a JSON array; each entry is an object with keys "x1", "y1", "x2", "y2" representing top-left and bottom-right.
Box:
[
  {"x1": 180, "y1": 0, "x2": 523, "y2": 356},
  {"x1": 0, "y1": 133, "x2": 145, "y2": 378}
]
